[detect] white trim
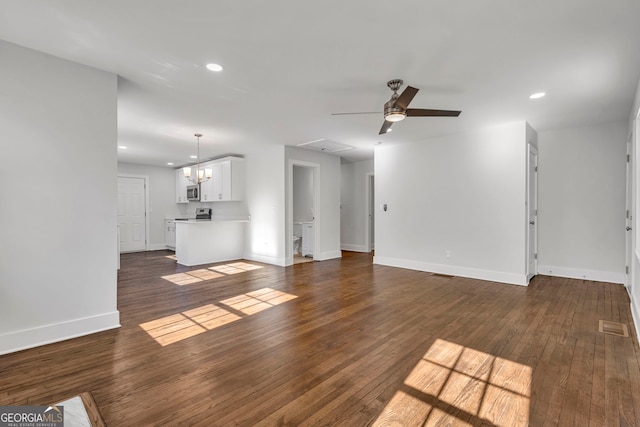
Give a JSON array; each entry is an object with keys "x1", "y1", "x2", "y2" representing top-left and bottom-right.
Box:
[
  {"x1": 315, "y1": 250, "x2": 342, "y2": 261},
  {"x1": 243, "y1": 252, "x2": 287, "y2": 267},
  {"x1": 373, "y1": 256, "x2": 528, "y2": 286},
  {"x1": 526, "y1": 144, "x2": 538, "y2": 281},
  {"x1": 365, "y1": 172, "x2": 375, "y2": 253},
  {"x1": 341, "y1": 244, "x2": 369, "y2": 252},
  {"x1": 117, "y1": 173, "x2": 150, "y2": 251},
  {"x1": 631, "y1": 294, "x2": 640, "y2": 345},
  {"x1": 0, "y1": 311, "x2": 120, "y2": 355},
  {"x1": 149, "y1": 243, "x2": 169, "y2": 251},
  {"x1": 537, "y1": 264, "x2": 624, "y2": 284}
]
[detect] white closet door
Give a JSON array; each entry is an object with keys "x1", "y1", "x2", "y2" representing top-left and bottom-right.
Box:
[{"x1": 118, "y1": 177, "x2": 146, "y2": 252}]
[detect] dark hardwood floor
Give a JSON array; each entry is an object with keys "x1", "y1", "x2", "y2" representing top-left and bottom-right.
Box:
[{"x1": 2, "y1": 251, "x2": 640, "y2": 426}]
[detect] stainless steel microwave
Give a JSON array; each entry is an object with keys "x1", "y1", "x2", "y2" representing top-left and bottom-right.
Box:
[{"x1": 187, "y1": 184, "x2": 200, "y2": 201}]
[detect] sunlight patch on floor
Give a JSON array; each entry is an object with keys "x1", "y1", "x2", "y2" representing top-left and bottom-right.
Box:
[
  {"x1": 227, "y1": 262, "x2": 264, "y2": 271},
  {"x1": 374, "y1": 339, "x2": 531, "y2": 427},
  {"x1": 140, "y1": 304, "x2": 241, "y2": 346},
  {"x1": 220, "y1": 288, "x2": 298, "y2": 315},
  {"x1": 188, "y1": 269, "x2": 225, "y2": 280},
  {"x1": 140, "y1": 288, "x2": 296, "y2": 346},
  {"x1": 161, "y1": 261, "x2": 263, "y2": 285},
  {"x1": 161, "y1": 273, "x2": 203, "y2": 286}
]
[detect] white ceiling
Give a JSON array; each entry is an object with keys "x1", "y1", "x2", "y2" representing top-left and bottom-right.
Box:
[{"x1": 1, "y1": 1, "x2": 639, "y2": 165}]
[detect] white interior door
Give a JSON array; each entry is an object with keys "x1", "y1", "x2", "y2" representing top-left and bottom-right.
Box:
[
  {"x1": 118, "y1": 176, "x2": 147, "y2": 252},
  {"x1": 527, "y1": 145, "x2": 538, "y2": 280}
]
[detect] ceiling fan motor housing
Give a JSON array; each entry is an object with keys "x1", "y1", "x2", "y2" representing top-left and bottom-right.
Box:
[{"x1": 384, "y1": 79, "x2": 407, "y2": 121}]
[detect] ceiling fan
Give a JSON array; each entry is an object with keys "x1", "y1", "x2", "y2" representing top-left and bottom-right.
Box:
[{"x1": 332, "y1": 79, "x2": 461, "y2": 135}]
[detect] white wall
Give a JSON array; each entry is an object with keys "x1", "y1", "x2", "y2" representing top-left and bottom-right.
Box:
[
  {"x1": 285, "y1": 146, "x2": 342, "y2": 262},
  {"x1": 243, "y1": 146, "x2": 287, "y2": 265},
  {"x1": 374, "y1": 122, "x2": 529, "y2": 285},
  {"x1": 537, "y1": 121, "x2": 627, "y2": 283},
  {"x1": 0, "y1": 41, "x2": 119, "y2": 354},
  {"x1": 341, "y1": 159, "x2": 374, "y2": 252}
]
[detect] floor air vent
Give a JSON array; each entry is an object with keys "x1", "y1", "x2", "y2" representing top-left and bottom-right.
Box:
[{"x1": 599, "y1": 320, "x2": 629, "y2": 338}]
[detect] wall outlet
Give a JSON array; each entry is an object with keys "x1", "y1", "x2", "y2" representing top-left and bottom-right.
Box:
[{"x1": 445, "y1": 250, "x2": 452, "y2": 259}]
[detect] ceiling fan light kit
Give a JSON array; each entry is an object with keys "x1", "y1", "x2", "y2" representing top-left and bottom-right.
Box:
[{"x1": 384, "y1": 109, "x2": 407, "y2": 122}]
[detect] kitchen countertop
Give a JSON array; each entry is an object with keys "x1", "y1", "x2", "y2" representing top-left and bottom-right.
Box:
[{"x1": 167, "y1": 215, "x2": 250, "y2": 222}]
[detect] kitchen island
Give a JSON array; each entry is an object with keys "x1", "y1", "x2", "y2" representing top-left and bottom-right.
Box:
[{"x1": 175, "y1": 216, "x2": 248, "y2": 266}]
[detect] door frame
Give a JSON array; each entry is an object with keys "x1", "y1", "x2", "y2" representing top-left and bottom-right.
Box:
[
  {"x1": 365, "y1": 173, "x2": 375, "y2": 252},
  {"x1": 526, "y1": 144, "x2": 538, "y2": 282},
  {"x1": 628, "y1": 113, "x2": 639, "y2": 294},
  {"x1": 287, "y1": 160, "x2": 320, "y2": 265},
  {"x1": 626, "y1": 135, "x2": 634, "y2": 289},
  {"x1": 117, "y1": 174, "x2": 150, "y2": 252}
]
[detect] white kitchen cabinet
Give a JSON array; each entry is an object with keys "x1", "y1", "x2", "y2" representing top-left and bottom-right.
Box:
[
  {"x1": 198, "y1": 161, "x2": 216, "y2": 202},
  {"x1": 175, "y1": 169, "x2": 190, "y2": 204},
  {"x1": 165, "y1": 219, "x2": 176, "y2": 249},
  {"x1": 201, "y1": 157, "x2": 245, "y2": 202},
  {"x1": 301, "y1": 222, "x2": 314, "y2": 257},
  {"x1": 175, "y1": 219, "x2": 247, "y2": 266}
]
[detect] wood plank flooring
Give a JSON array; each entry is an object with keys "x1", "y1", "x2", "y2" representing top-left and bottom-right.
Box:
[{"x1": 1, "y1": 251, "x2": 639, "y2": 426}]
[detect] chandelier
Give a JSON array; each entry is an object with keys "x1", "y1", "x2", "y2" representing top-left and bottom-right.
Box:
[{"x1": 183, "y1": 133, "x2": 212, "y2": 184}]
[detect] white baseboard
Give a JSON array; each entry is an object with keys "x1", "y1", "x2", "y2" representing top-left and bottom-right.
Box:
[
  {"x1": 631, "y1": 293, "x2": 640, "y2": 345},
  {"x1": 341, "y1": 244, "x2": 370, "y2": 253},
  {"x1": 315, "y1": 250, "x2": 342, "y2": 261},
  {"x1": 537, "y1": 264, "x2": 624, "y2": 284},
  {"x1": 149, "y1": 243, "x2": 169, "y2": 251},
  {"x1": 373, "y1": 256, "x2": 528, "y2": 286},
  {"x1": 0, "y1": 311, "x2": 120, "y2": 355},
  {"x1": 243, "y1": 252, "x2": 287, "y2": 267}
]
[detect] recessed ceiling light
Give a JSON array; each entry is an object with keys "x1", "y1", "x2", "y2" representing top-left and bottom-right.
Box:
[
  {"x1": 529, "y1": 92, "x2": 546, "y2": 99},
  {"x1": 190, "y1": 155, "x2": 198, "y2": 159},
  {"x1": 118, "y1": 145, "x2": 127, "y2": 149},
  {"x1": 206, "y1": 63, "x2": 223, "y2": 72},
  {"x1": 167, "y1": 162, "x2": 174, "y2": 166},
  {"x1": 386, "y1": 128, "x2": 392, "y2": 133}
]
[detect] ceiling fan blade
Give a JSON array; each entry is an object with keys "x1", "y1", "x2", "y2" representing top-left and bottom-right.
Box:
[
  {"x1": 379, "y1": 120, "x2": 393, "y2": 135},
  {"x1": 394, "y1": 86, "x2": 419, "y2": 110},
  {"x1": 406, "y1": 108, "x2": 461, "y2": 117},
  {"x1": 331, "y1": 112, "x2": 381, "y2": 116}
]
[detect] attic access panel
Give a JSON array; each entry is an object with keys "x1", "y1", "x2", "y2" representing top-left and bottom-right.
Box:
[{"x1": 297, "y1": 139, "x2": 354, "y2": 154}]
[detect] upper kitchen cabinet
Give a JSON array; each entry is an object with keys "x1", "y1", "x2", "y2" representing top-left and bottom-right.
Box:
[
  {"x1": 202, "y1": 157, "x2": 245, "y2": 202},
  {"x1": 175, "y1": 169, "x2": 190, "y2": 203},
  {"x1": 199, "y1": 160, "x2": 216, "y2": 202}
]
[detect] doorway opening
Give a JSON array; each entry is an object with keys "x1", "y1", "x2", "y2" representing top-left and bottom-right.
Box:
[
  {"x1": 527, "y1": 144, "x2": 538, "y2": 282},
  {"x1": 288, "y1": 161, "x2": 320, "y2": 265},
  {"x1": 366, "y1": 173, "x2": 375, "y2": 253}
]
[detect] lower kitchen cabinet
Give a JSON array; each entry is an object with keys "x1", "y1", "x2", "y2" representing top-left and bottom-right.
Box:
[{"x1": 165, "y1": 219, "x2": 176, "y2": 249}]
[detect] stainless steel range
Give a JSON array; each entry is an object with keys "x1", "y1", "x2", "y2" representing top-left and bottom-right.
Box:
[{"x1": 195, "y1": 208, "x2": 212, "y2": 220}]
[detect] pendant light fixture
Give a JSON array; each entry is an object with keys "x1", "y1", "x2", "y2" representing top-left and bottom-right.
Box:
[{"x1": 183, "y1": 133, "x2": 212, "y2": 184}]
